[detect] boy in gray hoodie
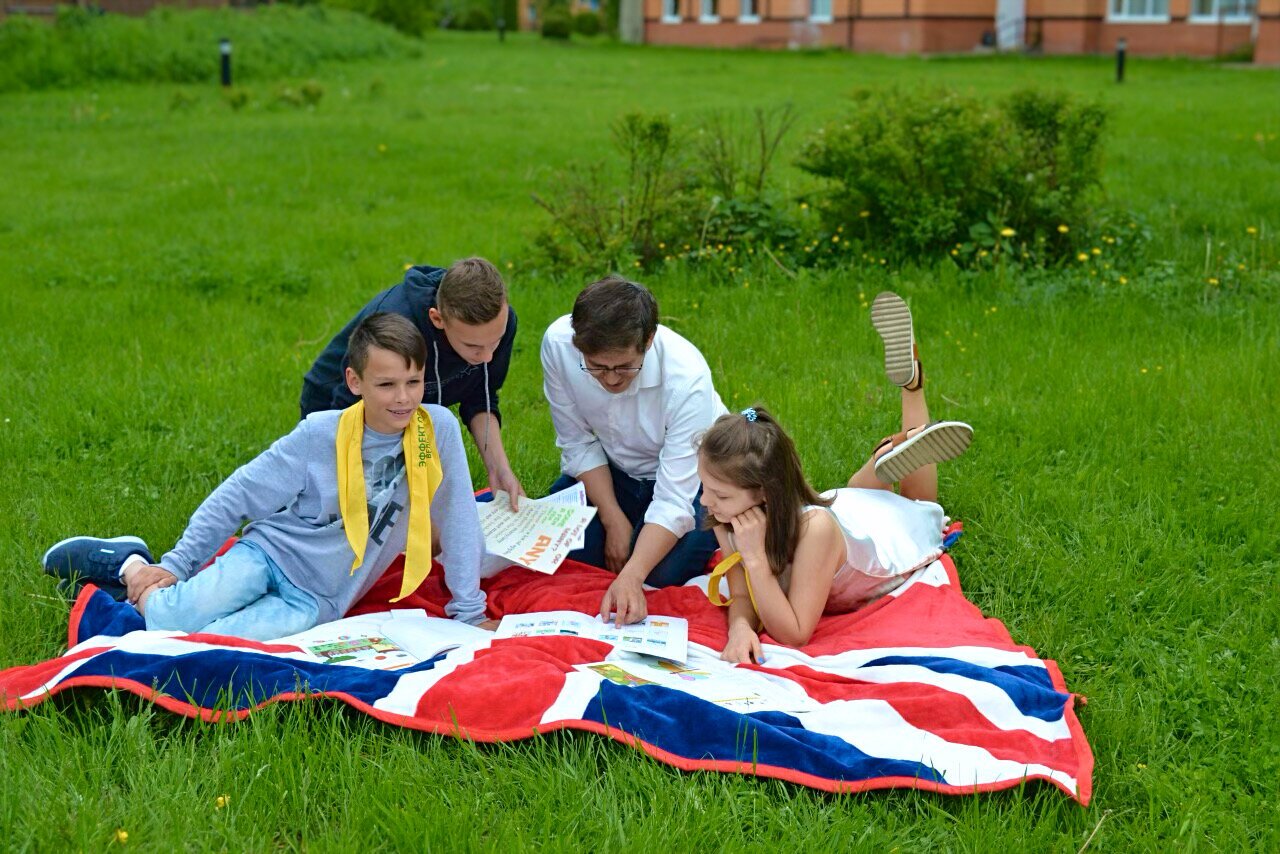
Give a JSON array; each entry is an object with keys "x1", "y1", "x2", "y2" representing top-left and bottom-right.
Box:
[{"x1": 43, "y1": 313, "x2": 493, "y2": 641}]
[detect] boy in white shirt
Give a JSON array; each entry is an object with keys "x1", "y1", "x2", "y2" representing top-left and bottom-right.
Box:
[{"x1": 541, "y1": 276, "x2": 727, "y2": 625}]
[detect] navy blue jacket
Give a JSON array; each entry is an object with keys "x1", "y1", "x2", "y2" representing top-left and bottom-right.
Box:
[{"x1": 299, "y1": 265, "x2": 517, "y2": 426}]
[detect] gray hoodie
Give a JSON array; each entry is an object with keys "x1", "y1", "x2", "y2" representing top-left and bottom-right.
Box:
[{"x1": 158, "y1": 405, "x2": 487, "y2": 624}]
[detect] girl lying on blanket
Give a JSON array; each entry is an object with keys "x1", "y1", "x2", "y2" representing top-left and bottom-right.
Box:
[{"x1": 698, "y1": 292, "x2": 972, "y2": 664}]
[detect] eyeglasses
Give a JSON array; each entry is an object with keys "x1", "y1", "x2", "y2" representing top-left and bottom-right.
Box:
[{"x1": 580, "y1": 358, "x2": 644, "y2": 378}]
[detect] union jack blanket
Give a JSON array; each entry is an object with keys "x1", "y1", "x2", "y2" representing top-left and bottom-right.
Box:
[{"x1": 0, "y1": 554, "x2": 1092, "y2": 803}]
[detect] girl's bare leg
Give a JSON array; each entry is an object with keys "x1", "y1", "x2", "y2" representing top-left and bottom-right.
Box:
[
  {"x1": 846, "y1": 385, "x2": 936, "y2": 499},
  {"x1": 896, "y1": 385, "x2": 937, "y2": 502}
]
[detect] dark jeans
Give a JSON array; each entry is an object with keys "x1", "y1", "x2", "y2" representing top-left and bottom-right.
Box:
[{"x1": 548, "y1": 464, "x2": 717, "y2": 588}]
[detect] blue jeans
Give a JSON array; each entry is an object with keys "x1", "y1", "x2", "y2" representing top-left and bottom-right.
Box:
[
  {"x1": 549, "y1": 464, "x2": 717, "y2": 587},
  {"x1": 144, "y1": 541, "x2": 320, "y2": 641}
]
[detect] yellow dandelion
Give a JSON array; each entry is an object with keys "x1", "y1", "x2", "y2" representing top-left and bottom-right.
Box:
[
  {"x1": 950, "y1": 249, "x2": 958, "y2": 256},
  {"x1": 1119, "y1": 276, "x2": 1128, "y2": 284},
  {"x1": 859, "y1": 210, "x2": 870, "y2": 218},
  {"x1": 989, "y1": 306, "x2": 997, "y2": 313},
  {"x1": 1091, "y1": 247, "x2": 1102, "y2": 255},
  {"x1": 216, "y1": 795, "x2": 230, "y2": 809},
  {"x1": 403, "y1": 263, "x2": 413, "y2": 271},
  {"x1": 1137, "y1": 763, "x2": 1147, "y2": 769},
  {"x1": 633, "y1": 261, "x2": 641, "y2": 268},
  {"x1": 1246, "y1": 226, "x2": 1258, "y2": 236},
  {"x1": 800, "y1": 202, "x2": 809, "y2": 210},
  {"x1": 1057, "y1": 224, "x2": 1069, "y2": 234},
  {"x1": 879, "y1": 258, "x2": 887, "y2": 265},
  {"x1": 1238, "y1": 263, "x2": 1246, "y2": 271},
  {"x1": 1000, "y1": 227, "x2": 1015, "y2": 237},
  {"x1": 658, "y1": 242, "x2": 665, "y2": 249},
  {"x1": 978, "y1": 249, "x2": 989, "y2": 258},
  {"x1": 692, "y1": 301, "x2": 699, "y2": 309},
  {"x1": 683, "y1": 244, "x2": 691, "y2": 250},
  {"x1": 832, "y1": 235, "x2": 840, "y2": 243},
  {"x1": 505, "y1": 261, "x2": 513, "y2": 270},
  {"x1": 837, "y1": 225, "x2": 845, "y2": 232},
  {"x1": 1140, "y1": 368, "x2": 1148, "y2": 374},
  {"x1": 115, "y1": 829, "x2": 129, "y2": 844},
  {"x1": 1207, "y1": 277, "x2": 1219, "y2": 285},
  {"x1": 725, "y1": 245, "x2": 733, "y2": 253},
  {"x1": 1077, "y1": 253, "x2": 1089, "y2": 262}
]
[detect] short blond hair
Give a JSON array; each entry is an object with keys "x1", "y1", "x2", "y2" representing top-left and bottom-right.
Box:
[{"x1": 437, "y1": 257, "x2": 507, "y2": 325}]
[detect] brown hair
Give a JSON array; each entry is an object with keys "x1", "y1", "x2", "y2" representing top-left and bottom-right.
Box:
[
  {"x1": 437, "y1": 257, "x2": 508, "y2": 325},
  {"x1": 348, "y1": 312, "x2": 427, "y2": 375},
  {"x1": 571, "y1": 275, "x2": 659, "y2": 355},
  {"x1": 698, "y1": 406, "x2": 832, "y2": 576}
]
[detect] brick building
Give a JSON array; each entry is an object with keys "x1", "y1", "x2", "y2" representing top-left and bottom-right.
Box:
[{"x1": 642, "y1": 0, "x2": 1278, "y2": 62}]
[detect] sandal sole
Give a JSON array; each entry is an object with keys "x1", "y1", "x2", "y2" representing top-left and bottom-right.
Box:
[
  {"x1": 874, "y1": 421, "x2": 972, "y2": 484},
  {"x1": 871, "y1": 292, "x2": 915, "y2": 387}
]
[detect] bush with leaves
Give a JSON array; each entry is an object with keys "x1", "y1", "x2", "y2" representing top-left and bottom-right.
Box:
[
  {"x1": 540, "y1": 5, "x2": 572, "y2": 38},
  {"x1": 573, "y1": 11, "x2": 602, "y2": 35},
  {"x1": 797, "y1": 87, "x2": 1107, "y2": 263},
  {"x1": 531, "y1": 107, "x2": 804, "y2": 276}
]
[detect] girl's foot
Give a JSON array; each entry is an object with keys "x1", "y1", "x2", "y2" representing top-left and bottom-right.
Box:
[
  {"x1": 872, "y1": 421, "x2": 973, "y2": 484},
  {"x1": 871, "y1": 292, "x2": 922, "y2": 390}
]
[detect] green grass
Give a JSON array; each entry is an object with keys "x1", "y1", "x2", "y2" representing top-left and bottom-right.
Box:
[{"x1": 1, "y1": 32, "x2": 1278, "y2": 850}]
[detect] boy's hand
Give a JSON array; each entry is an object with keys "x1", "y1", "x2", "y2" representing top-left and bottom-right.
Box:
[
  {"x1": 124, "y1": 564, "x2": 177, "y2": 604},
  {"x1": 602, "y1": 515, "x2": 633, "y2": 574},
  {"x1": 599, "y1": 572, "x2": 647, "y2": 627},
  {"x1": 489, "y1": 468, "x2": 525, "y2": 512}
]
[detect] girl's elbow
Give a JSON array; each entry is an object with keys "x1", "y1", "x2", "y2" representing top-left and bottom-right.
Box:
[{"x1": 769, "y1": 625, "x2": 815, "y2": 648}]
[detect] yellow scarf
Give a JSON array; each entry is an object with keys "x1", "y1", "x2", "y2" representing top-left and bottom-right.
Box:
[
  {"x1": 336, "y1": 402, "x2": 442, "y2": 603},
  {"x1": 705, "y1": 551, "x2": 760, "y2": 614}
]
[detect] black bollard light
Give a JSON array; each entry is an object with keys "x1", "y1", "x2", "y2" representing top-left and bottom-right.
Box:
[
  {"x1": 219, "y1": 38, "x2": 232, "y2": 88},
  {"x1": 1115, "y1": 37, "x2": 1126, "y2": 84}
]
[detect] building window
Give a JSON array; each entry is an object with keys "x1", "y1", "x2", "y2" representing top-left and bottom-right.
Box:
[
  {"x1": 1108, "y1": 0, "x2": 1170, "y2": 20},
  {"x1": 810, "y1": 0, "x2": 832, "y2": 23},
  {"x1": 1190, "y1": 0, "x2": 1256, "y2": 20},
  {"x1": 662, "y1": 0, "x2": 680, "y2": 23},
  {"x1": 740, "y1": 0, "x2": 758, "y2": 22},
  {"x1": 700, "y1": 0, "x2": 719, "y2": 22}
]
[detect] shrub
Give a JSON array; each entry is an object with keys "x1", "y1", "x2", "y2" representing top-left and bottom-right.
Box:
[
  {"x1": 797, "y1": 87, "x2": 1107, "y2": 262},
  {"x1": 326, "y1": 0, "x2": 440, "y2": 36},
  {"x1": 531, "y1": 107, "x2": 803, "y2": 276},
  {"x1": 0, "y1": 5, "x2": 421, "y2": 92},
  {"x1": 455, "y1": 6, "x2": 495, "y2": 30},
  {"x1": 541, "y1": 6, "x2": 572, "y2": 39},
  {"x1": 573, "y1": 11, "x2": 602, "y2": 36}
]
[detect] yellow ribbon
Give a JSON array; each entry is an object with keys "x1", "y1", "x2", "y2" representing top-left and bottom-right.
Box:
[
  {"x1": 336, "y1": 402, "x2": 442, "y2": 603},
  {"x1": 705, "y1": 550, "x2": 760, "y2": 614}
]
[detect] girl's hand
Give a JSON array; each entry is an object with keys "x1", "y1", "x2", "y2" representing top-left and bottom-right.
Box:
[
  {"x1": 731, "y1": 505, "x2": 768, "y2": 564},
  {"x1": 721, "y1": 622, "x2": 764, "y2": 665}
]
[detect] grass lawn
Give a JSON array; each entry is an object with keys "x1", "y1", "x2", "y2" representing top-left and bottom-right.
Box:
[{"x1": 1, "y1": 32, "x2": 1278, "y2": 850}]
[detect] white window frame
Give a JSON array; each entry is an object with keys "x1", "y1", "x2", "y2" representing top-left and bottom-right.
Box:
[
  {"x1": 661, "y1": 0, "x2": 680, "y2": 24},
  {"x1": 1107, "y1": 0, "x2": 1170, "y2": 22},
  {"x1": 1188, "y1": 0, "x2": 1256, "y2": 23},
  {"x1": 699, "y1": 0, "x2": 719, "y2": 23},
  {"x1": 809, "y1": 0, "x2": 832, "y2": 24},
  {"x1": 739, "y1": 0, "x2": 759, "y2": 23}
]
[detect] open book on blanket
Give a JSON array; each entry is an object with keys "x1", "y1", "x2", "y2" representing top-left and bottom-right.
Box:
[
  {"x1": 494, "y1": 611, "x2": 689, "y2": 663},
  {"x1": 271, "y1": 610, "x2": 490, "y2": 671}
]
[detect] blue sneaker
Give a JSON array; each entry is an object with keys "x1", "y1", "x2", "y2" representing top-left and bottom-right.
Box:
[{"x1": 42, "y1": 536, "x2": 153, "y2": 588}]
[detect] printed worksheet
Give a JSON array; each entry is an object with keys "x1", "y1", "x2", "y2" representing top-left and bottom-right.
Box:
[
  {"x1": 574, "y1": 655, "x2": 813, "y2": 714},
  {"x1": 478, "y1": 492, "x2": 598, "y2": 574},
  {"x1": 271, "y1": 610, "x2": 490, "y2": 671},
  {"x1": 494, "y1": 610, "x2": 689, "y2": 662}
]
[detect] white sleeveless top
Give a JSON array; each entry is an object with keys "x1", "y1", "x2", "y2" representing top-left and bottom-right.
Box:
[{"x1": 799, "y1": 488, "x2": 945, "y2": 614}]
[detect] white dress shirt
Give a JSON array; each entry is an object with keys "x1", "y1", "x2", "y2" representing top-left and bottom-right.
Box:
[{"x1": 541, "y1": 315, "x2": 728, "y2": 539}]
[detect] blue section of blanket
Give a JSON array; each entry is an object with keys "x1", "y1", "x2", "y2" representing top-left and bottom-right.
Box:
[
  {"x1": 580, "y1": 681, "x2": 946, "y2": 784},
  {"x1": 860, "y1": 655, "x2": 1065, "y2": 719}
]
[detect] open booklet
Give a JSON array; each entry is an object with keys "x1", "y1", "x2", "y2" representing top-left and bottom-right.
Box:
[
  {"x1": 478, "y1": 484, "x2": 597, "y2": 574},
  {"x1": 270, "y1": 610, "x2": 490, "y2": 671},
  {"x1": 494, "y1": 610, "x2": 689, "y2": 663},
  {"x1": 574, "y1": 652, "x2": 813, "y2": 714}
]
